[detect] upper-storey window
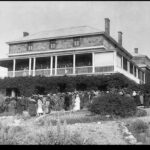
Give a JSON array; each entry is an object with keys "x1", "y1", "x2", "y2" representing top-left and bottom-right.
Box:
[
  {"x1": 130, "y1": 63, "x2": 133, "y2": 74},
  {"x1": 123, "y1": 57, "x2": 127, "y2": 71},
  {"x1": 27, "y1": 42, "x2": 33, "y2": 51},
  {"x1": 73, "y1": 37, "x2": 80, "y2": 47},
  {"x1": 134, "y1": 66, "x2": 137, "y2": 77},
  {"x1": 49, "y1": 40, "x2": 56, "y2": 49}
]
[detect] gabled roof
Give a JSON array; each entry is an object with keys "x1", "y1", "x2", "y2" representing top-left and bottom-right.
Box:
[
  {"x1": 132, "y1": 53, "x2": 150, "y2": 63},
  {"x1": 7, "y1": 26, "x2": 102, "y2": 44}
]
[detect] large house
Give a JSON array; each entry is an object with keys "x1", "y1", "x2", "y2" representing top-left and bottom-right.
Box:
[
  {"x1": 0, "y1": 18, "x2": 145, "y2": 85},
  {"x1": 132, "y1": 48, "x2": 150, "y2": 84}
]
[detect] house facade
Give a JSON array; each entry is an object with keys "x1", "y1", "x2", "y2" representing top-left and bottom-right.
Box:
[{"x1": 0, "y1": 18, "x2": 145, "y2": 84}]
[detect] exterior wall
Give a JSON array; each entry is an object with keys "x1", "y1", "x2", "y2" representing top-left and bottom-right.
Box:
[
  {"x1": 9, "y1": 35, "x2": 115, "y2": 55},
  {"x1": 9, "y1": 43, "x2": 28, "y2": 54},
  {"x1": 116, "y1": 53, "x2": 122, "y2": 68},
  {"x1": 132, "y1": 56, "x2": 150, "y2": 83},
  {"x1": 94, "y1": 52, "x2": 114, "y2": 66},
  {"x1": 142, "y1": 68, "x2": 150, "y2": 84}
]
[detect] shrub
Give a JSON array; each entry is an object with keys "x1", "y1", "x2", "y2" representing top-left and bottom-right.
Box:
[
  {"x1": 130, "y1": 119, "x2": 149, "y2": 134},
  {"x1": 135, "y1": 108, "x2": 147, "y2": 117},
  {"x1": 88, "y1": 93, "x2": 136, "y2": 117},
  {"x1": 0, "y1": 74, "x2": 138, "y2": 97}
]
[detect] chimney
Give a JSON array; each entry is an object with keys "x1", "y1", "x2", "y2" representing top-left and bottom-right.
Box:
[
  {"x1": 134, "y1": 48, "x2": 138, "y2": 54},
  {"x1": 105, "y1": 18, "x2": 110, "y2": 35},
  {"x1": 23, "y1": 32, "x2": 29, "y2": 37},
  {"x1": 118, "y1": 31, "x2": 123, "y2": 46}
]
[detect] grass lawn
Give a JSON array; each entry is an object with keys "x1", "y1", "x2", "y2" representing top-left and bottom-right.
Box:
[{"x1": 34, "y1": 109, "x2": 112, "y2": 126}]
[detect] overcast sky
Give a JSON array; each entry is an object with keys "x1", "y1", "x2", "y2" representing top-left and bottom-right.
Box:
[{"x1": 0, "y1": 1, "x2": 150, "y2": 77}]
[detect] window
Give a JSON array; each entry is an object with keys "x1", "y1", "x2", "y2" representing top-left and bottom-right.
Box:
[
  {"x1": 134, "y1": 66, "x2": 136, "y2": 77},
  {"x1": 123, "y1": 57, "x2": 127, "y2": 71},
  {"x1": 49, "y1": 40, "x2": 56, "y2": 49},
  {"x1": 142, "y1": 72, "x2": 145, "y2": 82},
  {"x1": 27, "y1": 43, "x2": 33, "y2": 51},
  {"x1": 130, "y1": 63, "x2": 133, "y2": 74},
  {"x1": 138, "y1": 69, "x2": 140, "y2": 79},
  {"x1": 73, "y1": 37, "x2": 80, "y2": 47}
]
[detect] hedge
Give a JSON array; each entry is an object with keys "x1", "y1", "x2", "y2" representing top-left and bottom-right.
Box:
[
  {"x1": 0, "y1": 73, "x2": 139, "y2": 97},
  {"x1": 88, "y1": 93, "x2": 137, "y2": 117}
]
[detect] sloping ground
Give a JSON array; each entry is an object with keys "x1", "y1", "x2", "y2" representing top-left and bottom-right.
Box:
[
  {"x1": 0, "y1": 112, "x2": 127, "y2": 145},
  {"x1": 122, "y1": 107, "x2": 150, "y2": 123},
  {"x1": 66, "y1": 121, "x2": 127, "y2": 145}
]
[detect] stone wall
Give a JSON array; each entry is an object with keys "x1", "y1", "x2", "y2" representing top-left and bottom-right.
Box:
[{"x1": 9, "y1": 34, "x2": 115, "y2": 54}]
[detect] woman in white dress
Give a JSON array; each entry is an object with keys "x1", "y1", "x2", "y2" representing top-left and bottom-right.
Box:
[
  {"x1": 73, "y1": 93, "x2": 80, "y2": 111},
  {"x1": 37, "y1": 98, "x2": 43, "y2": 116}
]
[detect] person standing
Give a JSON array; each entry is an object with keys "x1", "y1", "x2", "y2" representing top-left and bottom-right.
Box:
[
  {"x1": 139, "y1": 92, "x2": 144, "y2": 106},
  {"x1": 28, "y1": 97, "x2": 37, "y2": 116},
  {"x1": 37, "y1": 97, "x2": 44, "y2": 116},
  {"x1": 132, "y1": 91, "x2": 137, "y2": 105},
  {"x1": 64, "y1": 92, "x2": 70, "y2": 111},
  {"x1": 73, "y1": 93, "x2": 80, "y2": 111},
  {"x1": 42, "y1": 96, "x2": 47, "y2": 115}
]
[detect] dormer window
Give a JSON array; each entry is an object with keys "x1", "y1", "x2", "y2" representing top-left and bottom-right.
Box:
[
  {"x1": 49, "y1": 40, "x2": 56, "y2": 49},
  {"x1": 73, "y1": 37, "x2": 80, "y2": 47},
  {"x1": 27, "y1": 42, "x2": 33, "y2": 51}
]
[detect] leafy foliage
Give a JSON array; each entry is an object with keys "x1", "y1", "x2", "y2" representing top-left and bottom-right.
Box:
[
  {"x1": 129, "y1": 119, "x2": 149, "y2": 134},
  {"x1": 88, "y1": 93, "x2": 137, "y2": 117},
  {"x1": 0, "y1": 73, "x2": 138, "y2": 96}
]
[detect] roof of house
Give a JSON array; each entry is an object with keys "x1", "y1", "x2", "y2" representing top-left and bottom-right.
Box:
[
  {"x1": 132, "y1": 52, "x2": 150, "y2": 62},
  {"x1": 7, "y1": 26, "x2": 102, "y2": 44}
]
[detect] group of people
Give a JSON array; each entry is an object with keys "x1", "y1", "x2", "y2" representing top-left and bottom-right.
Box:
[
  {"x1": 2, "y1": 88, "x2": 150, "y2": 117},
  {"x1": 2, "y1": 91, "x2": 83, "y2": 116}
]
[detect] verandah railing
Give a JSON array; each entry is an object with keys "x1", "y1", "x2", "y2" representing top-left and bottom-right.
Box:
[{"x1": 8, "y1": 65, "x2": 114, "y2": 77}]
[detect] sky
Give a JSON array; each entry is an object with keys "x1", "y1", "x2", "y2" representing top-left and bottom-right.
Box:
[{"x1": 0, "y1": 1, "x2": 150, "y2": 77}]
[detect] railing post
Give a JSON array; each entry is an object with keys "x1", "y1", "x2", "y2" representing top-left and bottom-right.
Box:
[
  {"x1": 50, "y1": 56, "x2": 53, "y2": 76},
  {"x1": 55, "y1": 56, "x2": 57, "y2": 75},
  {"x1": 144, "y1": 72, "x2": 146, "y2": 84},
  {"x1": 33, "y1": 57, "x2": 36, "y2": 76},
  {"x1": 92, "y1": 52, "x2": 95, "y2": 73},
  {"x1": 13, "y1": 59, "x2": 16, "y2": 77},
  {"x1": 73, "y1": 53, "x2": 76, "y2": 74},
  {"x1": 29, "y1": 58, "x2": 32, "y2": 76}
]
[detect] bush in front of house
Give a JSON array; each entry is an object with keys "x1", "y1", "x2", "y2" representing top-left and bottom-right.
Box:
[
  {"x1": 88, "y1": 93, "x2": 137, "y2": 118},
  {"x1": 0, "y1": 73, "x2": 139, "y2": 97}
]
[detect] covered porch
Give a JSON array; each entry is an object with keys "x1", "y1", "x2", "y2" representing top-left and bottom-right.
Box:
[{"x1": 0, "y1": 52, "x2": 115, "y2": 78}]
